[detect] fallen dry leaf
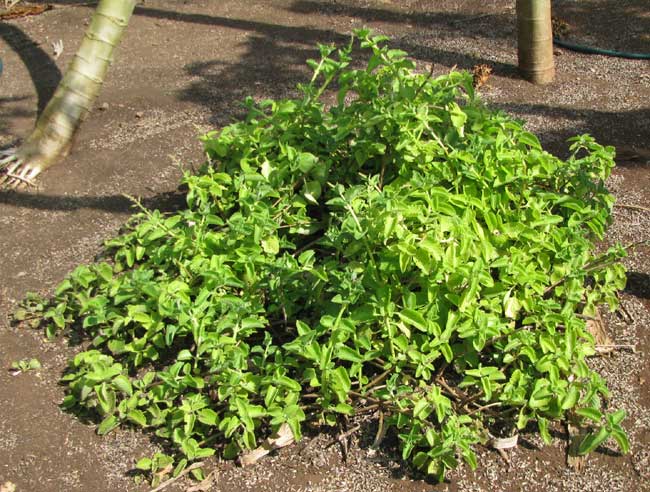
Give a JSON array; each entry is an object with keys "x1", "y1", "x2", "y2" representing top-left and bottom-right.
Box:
[
  {"x1": 239, "y1": 423, "x2": 294, "y2": 467},
  {"x1": 472, "y1": 64, "x2": 492, "y2": 89},
  {"x1": 0, "y1": 4, "x2": 52, "y2": 20},
  {"x1": 586, "y1": 309, "x2": 612, "y2": 347}
]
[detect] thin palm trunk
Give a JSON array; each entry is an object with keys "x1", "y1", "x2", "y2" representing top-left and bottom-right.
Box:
[
  {"x1": 516, "y1": 0, "x2": 555, "y2": 84},
  {"x1": 0, "y1": 0, "x2": 136, "y2": 188}
]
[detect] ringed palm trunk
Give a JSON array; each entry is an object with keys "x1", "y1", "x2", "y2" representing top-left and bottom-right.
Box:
[
  {"x1": 516, "y1": 0, "x2": 555, "y2": 84},
  {"x1": 0, "y1": 0, "x2": 136, "y2": 188}
]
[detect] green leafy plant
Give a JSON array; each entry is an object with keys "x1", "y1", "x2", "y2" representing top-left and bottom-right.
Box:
[
  {"x1": 13, "y1": 292, "x2": 47, "y2": 329},
  {"x1": 21, "y1": 29, "x2": 628, "y2": 481},
  {"x1": 10, "y1": 358, "x2": 41, "y2": 374}
]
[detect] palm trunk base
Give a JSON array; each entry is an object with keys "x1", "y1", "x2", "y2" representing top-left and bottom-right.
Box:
[
  {"x1": 517, "y1": 0, "x2": 555, "y2": 84},
  {"x1": 1, "y1": 0, "x2": 136, "y2": 189},
  {"x1": 0, "y1": 131, "x2": 71, "y2": 188}
]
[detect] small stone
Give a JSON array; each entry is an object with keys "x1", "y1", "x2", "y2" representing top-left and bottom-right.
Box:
[
  {"x1": 0, "y1": 481, "x2": 17, "y2": 492},
  {"x1": 98, "y1": 102, "x2": 109, "y2": 111},
  {"x1": 135, "y1": 111, "x2": 144, "y2": 118}
]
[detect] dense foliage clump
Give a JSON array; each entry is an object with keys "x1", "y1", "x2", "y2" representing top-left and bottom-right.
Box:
[{"x1": 24, "y1": 30, "x2": 628, "y2": 482}]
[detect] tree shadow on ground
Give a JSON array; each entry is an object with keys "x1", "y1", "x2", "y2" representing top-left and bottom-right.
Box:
[
  {"x1": 131, "y1": 4, "x2": 520, "y2": 128},
  {"x1": 552, "y1": 0, "x2": 650, "y2": 54},
  {"x1": 179, "y1": 34, "x2": 314, "y2": 127},
  {"x1": 286, "y1": 0, "x2": 515, "y2": 37},
  {"x1": 0, "y1": 187, "x2": 187, "y2": 214},
  {"x1": 0, "y1": 22, "x2": 61, "y2": 116},
  {"x1": 494, "y1": 102, "x2": 650, "y2": 162},
  {"x1": 625, "y1": 271, "x2": 650, "y2": 300},
  {"x1": 0, "y1": 96, "x2": 32, "y2": 136},
  {"x1": 134, "y1": 4, "x2": 647, "y2": 159}
]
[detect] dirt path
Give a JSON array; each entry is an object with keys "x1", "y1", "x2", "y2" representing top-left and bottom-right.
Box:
[{"x1": 1, "y1": 1, "x2": 648, "y2": 491}]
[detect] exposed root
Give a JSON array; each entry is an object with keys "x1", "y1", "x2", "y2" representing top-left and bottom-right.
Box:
[
  {"x1": 4, "y1": 172, "x2": 37, "y2": 187},
  {"x1": 0, "y1": 148, "x2": 17, "y2": 161},
  {"x1": 0, "y1": 151, "x2": 42, "y2": 189}
]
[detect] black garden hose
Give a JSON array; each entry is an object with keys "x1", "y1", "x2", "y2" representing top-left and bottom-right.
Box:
[{"x1": 553, "y1": 37, "x2": 650, "y2": 60}]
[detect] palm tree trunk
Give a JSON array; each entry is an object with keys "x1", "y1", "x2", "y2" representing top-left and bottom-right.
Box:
[
  {"x1": 516, "y1": 0, "x2": 555, "y2": 84},
  {"x1": 1, "y1": 0, "x2": 136, "y2": 188}
]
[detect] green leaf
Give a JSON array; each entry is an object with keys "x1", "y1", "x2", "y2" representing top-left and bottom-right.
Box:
[
  {"x1": 177, "y1": 349, "x2": 193, "y2": 361},
  {"x1": 13, "y1": 308, "x2": 27, "y2": 321},
  {"x1": 331, "y1": 366, "x2": 351, "y2": 402},
  {"x1": 96, "y1": 263, "x2": 114, "y2": 282},
  {"x1": 519, "y1": 132, "x2": 542, "y2": 149},
  {"x1": 135, "y1": 457, "x2": 152, "y2": 471},
  {"x1": 222, "y1": 442, "x2": 239, "y2": 460},
  {"x1": 576, "y1": 407, "x2": 603, "y2": 422},
  {"x1": 55, "y1": 279, "x2": 73, "y2": 296},
  {"x1": 611, "y1": 427, "x2": 630, "y2": 454},
  {"x1": 276, "y1": 375, "x2": 301, "y2": 392},
  {"x1": 127, "y1": 409, "x2": 147, "y2": 427},
  {"x1": 607, "y1": 409, "x2": 626, "y2": 426},
  {"x1": 303, "y1": 181, "x2": 322, "y2": 204},
  {"x1": 97, "y1": 415, "x2": 119, "y2": 435},
  {"x1": 413, "y1": 398, "x2": 430, "y2": 419},
  {"x1": 261, "y1": 236, "x2": 280, "y2": 255},
  {"x1": 538, "y1": 417, "x2": 551, "y2": 445},
  {"x1": 561, "y1": 385, "x2": 580, "y2": 410},
  {"x1": 198, "y1": 408, "x2": 219, "y2": 426},
  {"x1": 296, "y1": 152, "x2": 318, "y2": 173},
  {"x1": 333, "y1": 402, "x2": 354, "y2": 414},
  {"x1": 286, "y1": 417, "x2": 302, "y2": 442},
  {"x1": 447, "y1": 102, "x2": 467, "y2": 137},
  {"x1": 173, "y1": 458, "x2": 188, "y2": 477},
  {"x1": 440, "y1": 343, "x2": 453, "y2": 363},
  {"x1": 125, "y1": 248, "x2": 135, "y2": 267},
  {"x1": 398, "y1": 309, "x2": 427, "y2": 332},
  {"x1": 503, "y1": 295, "x2": 521, "y2": 320},
  {"x1": 113, "y1": 375, "x2": 133, "y2": 396},
  {"x1": 463, "y1": 449, "x2": 478, "y2": 470},
  {"x1": 337, "y1": 345, "x2": 364, "y2": 363},
  {"x1": 264, "y1": 385, "x2": 279, "y2": 408},
  {"x1": 96, "y1": 383, "x2": 116, "y2": 415},
  {"x1": 190, "y1": 467, "x2": 206, "y2": 481},
  {"x1": 578, "y1": 426, "x2": 610, "y2": 455}
]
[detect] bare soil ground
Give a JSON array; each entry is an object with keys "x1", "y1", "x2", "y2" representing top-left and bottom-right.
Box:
[{"x1": 1, "y1": 1, "x2": 648, "y2": 491}]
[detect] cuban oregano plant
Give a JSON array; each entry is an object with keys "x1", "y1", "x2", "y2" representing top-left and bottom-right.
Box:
[{"x1": 23, "y1": 30, "x2": 628, "y2": 482}]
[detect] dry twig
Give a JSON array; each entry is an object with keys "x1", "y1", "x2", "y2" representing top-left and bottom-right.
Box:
[
  {"x1": 595, "y1": 343, "x2": 637, "y2": 354},
  {"x1": 326, "y1": 424, "x2": 361, "y2": 448},
  {"x1": 185, "y1": 469, "x2": 218, "y2": 492},
  {"x1": 615, "y1": 203, "x2": 650, "y2": 213},
  {"x1": 147, "y1": 461, "x2": 205, "y2": 492}
]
